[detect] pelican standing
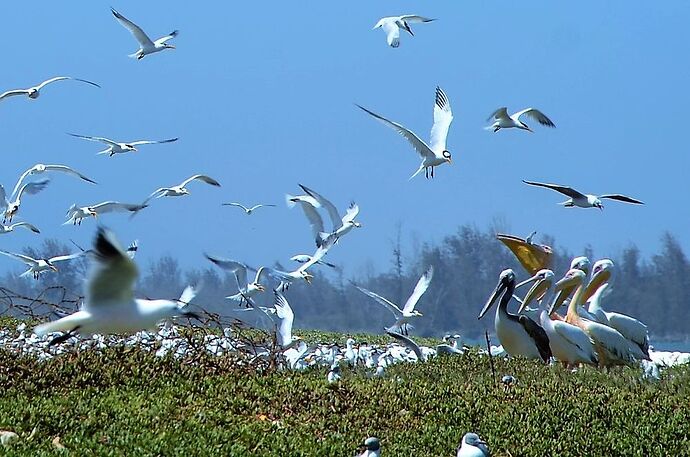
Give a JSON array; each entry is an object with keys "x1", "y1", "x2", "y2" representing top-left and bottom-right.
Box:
[
  {"x1": 111, "y1": 8, "x2": 178, "y2": 60},
  {"x1": 523, "y1": 180, "x2": 644, "y2": 210},
  {"x1": 372, "y1": 15, "x2": 434, "y2": 47},
  {"x1": 486, "y1": 107, "x2": 555, "y2": 132}
]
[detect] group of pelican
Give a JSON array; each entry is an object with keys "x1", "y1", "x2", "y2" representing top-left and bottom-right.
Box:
[{"x1": 479, "y1": 253, "x2": 649, "y2": 368}]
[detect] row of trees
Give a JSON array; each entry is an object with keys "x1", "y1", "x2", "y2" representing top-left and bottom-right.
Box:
[{"x1": 2, "y1": 226, "x2": 688, "y2": 339}]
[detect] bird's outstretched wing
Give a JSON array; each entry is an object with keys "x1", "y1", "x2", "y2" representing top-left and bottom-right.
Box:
[
  {"x1": 180, "y1": 174, "x2": 221, "y2": 188},
  {"x1": 223, "y1": 202, "x2": 249, "y2": 211},
  {"x1": 67, "y1": 133, "x2": 120, "y2": 146},
  {"x1": 299, "y1": 184, "x2": 341, "y2": 230},
  {"x1": 522, "y1": 180, "x2": 587, "y2": 200},
  {"x1": 599, "y1": 194, "x2": 644, "y2": 205},
  {"x1": 85, "y1": 228, "x2": 138, "y2": 308},
  {"x1": 353, "y1": 284, "x2": 403, "y2": 317},
  {"x1": 48, "y1": 252, "x2": 86, "y2": 263},
  {"x1": 35, "y1": 77, "x2": 100, "y2": 90},
  {"x1": 356, "y1": 104, "x2": 434, "y2": 160},
  {"x1": 386, "y1": 329, "x2": 424, "y2": 361},
  {"x1": 8, "y1": 222, "x2": 40, "y2": 233},
  {"x1": 0, "y1": 89, "x2": 30, "y2": 100},
  {"x1": 402, "y1": 266, "x2": 434, "y2": 314},
  {"x1": 0, "y1": 250, "x2": 38, "y2": 266},
  {"x1": 487, "y1": 107, "x2": 509, "y2": 122},
  {"x1": 16, "y1": 180, "x2": 50, "y2": 200},
  {"x1": 154, "y1": 30, "x2": 179, "y2": 46},
  {"x1": 92, "y1": 201, "x2": 147, "y2": 214},
  {"x1": 204, "y1": 255, "x2": 249, "y2": 290},
  {"x1": 129, "y1": 138, "x2": 178, "y2": 146},
  {"x1": 273, "y1": 290, "x2": 294, "y2": 346},
  {"x1": 111, "y1": 7, "x2": 155, "y2": 47},
  {"x1": 429, "y1": 86, "x2": 453, "y2": 152},
  {"x1": 399, "y1": 15, "x2": 435, "y2": 23},
  {"x1": 514, "y1": 108, "x2": 555, "y2": 128},
  {"x1": 287, "y1": 195, "x2": 325, "y2": 245},
  {"x1": 341, "y1": 202, "x2": 359, "y2": 225}
]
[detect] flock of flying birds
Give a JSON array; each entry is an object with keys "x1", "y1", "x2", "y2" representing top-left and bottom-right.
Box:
[{"x1": 0, "y1": 8, "x2": 659, "y2": 456}]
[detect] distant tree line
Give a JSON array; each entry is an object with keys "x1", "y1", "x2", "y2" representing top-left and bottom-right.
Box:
[{"x1": 2, "y1": 225, "x2": 688, "y2": 339}]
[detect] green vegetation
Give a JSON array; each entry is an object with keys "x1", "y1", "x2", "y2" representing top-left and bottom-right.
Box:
[{"x1": 0, "y1": 330, "x2": 688, "y2": 456}]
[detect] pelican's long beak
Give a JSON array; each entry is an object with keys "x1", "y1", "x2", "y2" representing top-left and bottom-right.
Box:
[
  {"x1": 478, "y1": 280, "x2": 505, "y2": 319},
  {"x1": 550, "y1": 275, "x2": 579, "y2": 314},
  {"x1": 519, "y1": 277, "x2": 551, "y2": 314},
  {"x1": 581, "y1": 269, "x2": 610, "y2": 303},
  {"x1": 516, "y1": 273, "x2": 540, "y2": 289}
]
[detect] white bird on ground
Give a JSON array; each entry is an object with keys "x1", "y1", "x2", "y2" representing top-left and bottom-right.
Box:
[
  {"x1": 298, "y1": 184, "x2": 362, "y2": 245},
  {"x1": 0, "y1": 77, "x2": 100, "y2": 102},
  {"x1": 385, "y1": 329, "x2": 426, "y2": 361},
  {"x1": 142, "y1": 174, "x2": 221, "y2": 205},
  {"x1": 12, "y1": 164, "x2": 96, "y2": 197},
  {"x1": 485, "y1": 107, "x2": 555, "y2": 133},
  {"x1": 327, "y1": 363, "x2": 341, "y2": 383},
  {"x1": 372, "y1": 15, "x2": 434, "y2": 47},
  {"x1": 357, "y1": 86, "x2": 453, "y2": 179},
  {"x1": 0, "y1": 222, "x2": 40, "y2": 235},
  {"x1": 273, "y1": 290, "x2": 300, "y2": 349},
  {"x1": 354, "y1": 266, "x2": 433, "y2": 335},
  {"x1": 1, "y1": 180, "x2": 49, "y2": 223},
  {"x1": 522, "y1": 180, "x2": 644, "y2": 210},
  {"x1": 111, "y1": 8, "x2": 178, "y2": 60},
  {"x1": 204, "y1": 255, "x2": 269, "y2": 306},
  {"x1": 0, "y1": 250, "x2": 84, "y2": 279},
  {"x1": 64, "y1": 201, "x2": 148, "y2": 225},
  {"x1": 290, "y1": 254, "x2": 337, "y2": 269},
  {"x1": 33, "y1": 228, "x2": 199, "y2": 343},
  {"x1": 67, "y1": 133, "x2": 178, "y2": 157},
  {"x1": 222, "y1": 202, "x2": 276, "y2": 215},
  {"x1": 457, "y1": 433, "x2": 490, "y2": 457},
  {"x1": 356, "y1": 437, "x2": 381, "y2": 457}
]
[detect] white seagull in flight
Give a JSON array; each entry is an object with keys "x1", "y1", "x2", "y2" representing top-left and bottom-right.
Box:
[
  {"x1": 33, "y1": 228, "x2": 199, "y2": 344},
  {"x1": 12, "y1": 163, "x2": 96, "y2": 197},
  {"x1": 64, "y1": 201, "x2": 148, "y2": 225},
  {"x1": 0, "y1": 77, "x2": 100, "y2": 102},
  {"x1": 111, "y1": 8, "x2": 178, "y2": 60},
  {"x1": 67, "y1": 133, "x2": 178, "y2": 157},
  {"x1": 486, "y1": 107, "x2": 555, "y2": 133},
  {"x1": 222, "y1": 202, "x2": 276, "y2": 215},
  {"x1": 0, "y1": 250, "x2": 84, "y2": 279},
  {"x1": 0, "y1": 222, "x2": 40, "y2": 235},
  {"x1": 142, "y1": 174, "x2": 221, "y2": 206},
  {"x1": 204, "y1": 255, "x2": 269, "y2": 306},
  {"x1": 522, "y1": 180, "x2": 644, "y2": 210},
  {"x1": 1, "y1": 180, "x2": 49, "y2": 223},
  {"x1": 299, "y1": 184, "x2": 362, "y2": 245},
  {"x1": 373, "y1": 15, "x2": 434, "y2": 48},
  {"x1": 357, "y1": 86, "x2": 453, "y2": 179}
]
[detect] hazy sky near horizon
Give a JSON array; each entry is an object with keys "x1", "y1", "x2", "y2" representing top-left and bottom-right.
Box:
[{"x1": 1, "y1": 1, "x2": 689, "y2": 280}]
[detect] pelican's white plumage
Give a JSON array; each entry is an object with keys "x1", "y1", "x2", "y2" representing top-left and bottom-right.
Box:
[
  {"x1": 486, "y1": 107, "x2": 555, "y2": 132},
  {"x1": 0, "y1": 77, "x2": 99, "y2": 102},
  {"x1": 372, "y1": 15, "x2": 434, "y2": 47},
  {"x1": 12, "y1": 163, "x2": 96, "y2": 197},
  {"x1": 357, "y1": 86, "x2": 453, "y2": 179},
  {"x1": 111, "y1": 8, "x2": 178, "y2": 60},
  {"x1": 523, "y1": 180, "x2": 644, "y2": 210},
  {"x1": 68, "y1": 133, "x2": 178, "y2": 157}
]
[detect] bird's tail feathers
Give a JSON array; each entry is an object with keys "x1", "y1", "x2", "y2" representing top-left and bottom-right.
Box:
[
  {"x1": 285, "y1": 194, "x2": 297, "y2": 208},
  {"x1": 408, "y1": 165, "x2": 425, "y2": 181},
  {"x1": 96, "y1": 149, "x2": 112, "y2": 155}
]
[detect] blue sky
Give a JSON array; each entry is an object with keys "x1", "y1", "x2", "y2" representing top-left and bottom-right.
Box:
[{"x1": 1, "y1": 1, "x2": 689, "y2": 279}]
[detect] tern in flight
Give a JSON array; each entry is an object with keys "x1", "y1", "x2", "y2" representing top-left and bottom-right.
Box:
[
  {"x1": 372, "y1": 15, "x2": 434, "y2": 48},
  {"x1": 222, "y1": 202, "x2": 276, "y2": 215},
  {"x1": 65, "y1": 201, "x2": 147, "y2": 225},
  {"x1": 357, "y1": 86, "x2": 453, "y2": 179},
  {"x1": 12, "y1": 164, "x2": 96, "y2": 196},
  {"x1": 68, "y1": 133, "x2": 178, "y2": 157},
  {"x1": 299, "y1": 184, "x2": 362, "y2": 245},
  {"x1": 0, "y1": 250, "x2": 84, "y2": 279},
  {"x1": 111, "y1": 8, "x2": 178, "y2": 60},
  {"x1": 1, "y1": 180, "x2": 49, "y2": 223},
  {"x1": 522, "y1": 180, "x2": 644, "y2": 210},
  {"x1": 0, "y1": 222, "x2": 40, "y2": 235},
  {"x1": 204, "y1": 255, "x2": 269, "y2": 306},
  {"x1": 0, "y1": 77, "x2": 99, "y2": 102},
  {"x1": 486, "y1": 107, "x2": 555, "y2": 132},
  {"x1": 142, "y1": 175, "x2": 221, "y2": 206}
]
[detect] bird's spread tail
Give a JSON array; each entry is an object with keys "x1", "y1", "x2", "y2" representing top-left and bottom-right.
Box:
[
  {"x1": 408, "y1": 165, "x2": 425, "y2": 180},
  {"x1": 285, "y1": 194, "x2": 297, "y2": 208}
]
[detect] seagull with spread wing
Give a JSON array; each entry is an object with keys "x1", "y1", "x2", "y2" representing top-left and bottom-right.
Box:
[
  {"x1": 0, "y1": 222, "x2": 40, "y2": 235},
  {"x1": 204, "y1": 255, "x2": 269, "y2": 306},
  {"x1": 486, "y1": 107, "x2": 555, "y2": 133},
  {"x1": 111, "y1": 7, "x2": 178, "y2": 60},
  {"x1": 222, "y1": 202, "x2": 276, "y2": 215},
  {"x1": 299, "y1": 184, "x2": 362, "y2": 245},
  {"x1": 64, "y1": 201, "x2": 148, "y2": 225},
  {"x1": 523, "y1": 180, "x2": 644, "y2": 210},
  {"x1": 285, "y1": 192, "x2": 326, "y2": 247},
  {"x1": 269, "y1": 242, "x2": 334, "y2": 291},
  {"x1": 33, "y1": 228, "x2": 199, "y2": 343},
  {"x1": 357, "y1": 86, "x2": 453, "y2": 179},
  {"x1": 12, "y1": 164, "x2": 96, "y2": 197},
  {"x1": 141, "y1": 174, "x2": 221, "y2": 206},
  {"x1": 0, "y1": 77, "x2": 100, "y2": 102},
  {"x1": 354, "y1": 266, "x2": 434, "y2": 335},
  {"x1": 1, "y1": 180, "x2": 49, "y2": 223},
  {"x1": 68, "y1": 133, "x2": 178, "y2": 157},
  {"x1": 0, "y1": 249, "x2": 84, "y2": 279},
  {"x1": 372, "y1": 15, "x2": 434, "y2": 48}
]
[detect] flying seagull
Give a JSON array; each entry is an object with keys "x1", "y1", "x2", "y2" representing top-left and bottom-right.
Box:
[
  {"x1": 290, "y1": 254, "x2": 337, "y2": 269},
  {"x1": 1, "y1": 180, "x2": 49, "y2": 223},
  {"x1": 64, "y1": 201, "x2": 147, "y2": 225},
  {"x1": 0, "y1": 250, "x2": 84, "y2": 279},
  {"x1": 141, "y1": 174, "x2": 221, "y2": 206},
  {"x1": 33, "y1": 228, "x2": 199, "y2": 343},
  {"x1": 0, "y1": 222, "x2": 40, "y2": 235},
  {"x1": 67, "y1": 133, "x2": 178, "y2": 157},
  {"x1": 111, "y1": 7, "x2": 178, "y2": 59},
  {"x1": 204, "y1": 255, "x2": 269, "y2": 306},
  {"x1": 357, "y1": 86, "x2": 453, "y2": 179},
  {"x1": 299, "y1": 184, "x2": 362, "y2": 245},
  {"x1": 222, "y1": 202, "x2": 276, "y2": 215},
  {"x1": 285, "y1": 192, "x2": 326, "y2": 247},
  {"x1": 372, "y1": 15, "x2": 434, "y2": 48},
  {"x1": 522, "y1": 180, "x2": 644, "y2": 210},
  {"x1": 486, "y1": 107, "x2": 555, "y2": 132},
  {"x1": 0, "y1": 77, "x2": 100, "y2": 102},
  {"x1": 12, "y1": 164, "x2": 96, "y2": 197}
]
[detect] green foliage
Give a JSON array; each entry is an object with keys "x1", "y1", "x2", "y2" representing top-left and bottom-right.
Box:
[{"x1": 0, "y1": 330, "x2": 688, "y2": 456}]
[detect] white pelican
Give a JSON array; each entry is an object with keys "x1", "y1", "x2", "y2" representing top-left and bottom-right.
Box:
[
  {"x1": 357, "y1": 86, "x2": 453, "y2": 179},
  {"x1": 68, "y1": 133, "x2": 178, "y2": 157},
  {"x1": 299, "y1": 184, "x2": 362, "y2": 244},
  {"x1": 372, "y1": 15, "x2": 434, "y2": 47},
  {"x1": 0, "y1": 250, "x2": 84, "y2": 279},
  {"x1": 485, "y1": 107, "x2": 555, "y2": 132},
  {"x1": 142, "y1": 174, "x2": 221, "y2": 205},
  {"x1": 64, "y1": 201, "x2": 147, "y2": 225},
  {"x1": 222, "y1": 202, "x2": 275, "y2": 215},
  {"x1": 0, "y1": 77, "x2": 99, "y2": 102},
  {"x1": 285, "y1": 192, "x2": 325, "y2": 247},
  {"x1": 0, "y1": 222, "x2": 40, "y2": 235},
  {"x1": 457, "y1": 432, "x2": 490, "y2": 457},
  {"x1": 354, "y1": 266, "x2": 433, "y2": 335},
  {"x1": 1, "y1": 180, "x2": 49, "y2": 223},
  {"x1": 111, "y1": 8, "x2": 178, "y2": 60},
  {"x1": 478, "y1": 269, "x2": 551, "y2": 362},
  {"x1": 523, "y1": 180, "x2": 644, "y2": 210},
  {"x1": 12, "y1": 164, "x2": 96, "y2": 196},
  {"x1": 33, "y1": 228, "x2": 199, "y2": 343},
  {"x1": 581, "y1": 259, "x2": 650, "y2": 357},
  {"x1": 519, "y1": 269, "x2": 598, "y2": 366},
  {"x1": 496, "y1": 232, "x2": 553, "y2": 275},
  {"x1": 550, "y1": 269, "x2": 648, "y2": 366},
  {"x1": 204, "y1": 255, "x2": 268, "y2": 306},
  {"x1": 290, "y1": 254, "x2": 336, "y2": 269}
]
